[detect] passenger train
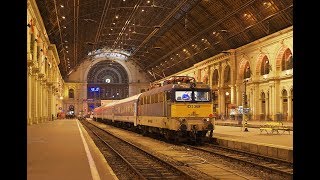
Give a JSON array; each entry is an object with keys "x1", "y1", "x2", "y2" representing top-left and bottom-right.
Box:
[{"x1": 93, "y1": 76, "x2": 215, "y2": 142}]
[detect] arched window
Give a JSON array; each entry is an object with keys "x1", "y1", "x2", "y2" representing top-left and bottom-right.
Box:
[
  {"x1": 223, "y1": 65, "x2": 231, "y2": 84},
  {"x1": 260, "y1": 56, "x2": 270, "y2": 75},
  {"x1": 212, "y1": 69, "x2": 219, "y2": 86},
  {"x1": 281, "y1": 49, "x2": 293, "y2": 71},
  {"x1": 244, "y1": 63, "x2": 251, "y2": 79},
  {"x1": 69, "y1": 89, "x2": 74, "y2": 98}
]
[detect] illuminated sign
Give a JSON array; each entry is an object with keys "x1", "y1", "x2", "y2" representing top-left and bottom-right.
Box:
[{"x1": 90, "y1": 87, "x2": 100, "y2": 92}]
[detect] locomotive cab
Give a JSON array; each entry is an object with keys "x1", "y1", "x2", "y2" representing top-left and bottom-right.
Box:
[{"x1": 164, "y1": 79, "x2": 215, "y2": 142}]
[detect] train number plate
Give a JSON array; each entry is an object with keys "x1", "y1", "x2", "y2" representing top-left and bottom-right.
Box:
[{"x1": 187, "y1": 105, "x2": 200, "y2": 108}]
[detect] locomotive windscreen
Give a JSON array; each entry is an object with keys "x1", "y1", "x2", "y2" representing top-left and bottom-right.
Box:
[
  {"x1": 194, "y1": 91, "x2": 210, "y2": 101},
  {"x1": 174, "y1": 90, "x2": 211, "y2": 102},
  {"x1": 175, "y1": 91, "x2": 192, "y2": 101}
]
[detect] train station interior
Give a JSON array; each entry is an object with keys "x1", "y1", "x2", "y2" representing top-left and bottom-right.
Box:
[
  {"x1": 23, "y1": 0, "x2": 304, "y2": 179},
  {"x1": 27, "y1": 0, "x2": 293, "y2": 124}
]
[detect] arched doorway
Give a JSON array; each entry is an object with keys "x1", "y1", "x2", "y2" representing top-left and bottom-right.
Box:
[{"x1": 282, "y1": 90, "x2": 288, "y2": 121}]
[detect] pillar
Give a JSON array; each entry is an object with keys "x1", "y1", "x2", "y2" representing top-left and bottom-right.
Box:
[
  {"x1": 27, "y1": 68, "x2": 32, "y2": 125},
  {"x1": 31, "y1": 73, "x2": 38, "y2": 124},
  {"x1": 231, "y1": 85, "x2": 236, "y2": 105},
  {"x1": 48, "y1": 85, "x2": 52, "y2": 120},
  {"x1": 266, "y1": 92, "x2": 270, "y2": 120}
]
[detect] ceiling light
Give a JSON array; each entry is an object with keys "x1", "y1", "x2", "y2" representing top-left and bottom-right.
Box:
[
  {"x1": 115, "y1": 15, "x2": 119, "y2": 19},
  {"x1": 263, "y1": 2, "x2": 271, "y2": 7},
  {"x1": 147, "y1": 1, "x2": 150, "y2": 3},
  {"x1": 141, "y1": 9, "x2": 145, "y2": 12},
  {"x1": 62, "y1": 16, "x2": 66, "y2": 19},
  {"x1": 60, "y1": 5, "x2": 64, "y2": 8}
]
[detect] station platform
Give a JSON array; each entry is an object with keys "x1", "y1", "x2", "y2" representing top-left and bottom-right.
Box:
[
  {"x1": 27, "y1": 119, "x2": 118, "y2": 180},
  {"x1": 212, "y1": 119, "x2": 293, "y2": 162},
  {"x1": 27, "y1": 118, "x2": 293, "y2": 179}
]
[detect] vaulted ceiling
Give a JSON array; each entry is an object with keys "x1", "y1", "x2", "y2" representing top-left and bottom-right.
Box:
[{"x1": 35, "y1": 0, "x2": 293, "y2": 81}]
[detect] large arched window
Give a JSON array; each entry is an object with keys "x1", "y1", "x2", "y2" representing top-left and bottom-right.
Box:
[
  {"x1": 69, "y1": 89, "x2": 74, "y2": 98},
  {"x1": 223, "y1": 65, "x2": 231, "y2": 84},
  {"x1": 281, "y1": 49, "x2": 293, "y2": 71},
  {"x1": 87, "y1": 60, "x2": 129, "y2": 100},
  {"x1": 260, "y1": 56, "x2": 270, "y2": 75},
  {"x1": 212, "y1": 69, "x2": 219, "y2": 86}
]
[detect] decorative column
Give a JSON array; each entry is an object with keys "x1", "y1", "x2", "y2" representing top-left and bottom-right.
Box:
[
  {"x1": 37, "y1": 76, "x2": 43, "y2": 123},
  {"x1": 47, "y1": 83, "x2": 53, "y2": 120},
  {"x1": 288, "y1": 94, "x2": 293, "y2": 121},
  {"x1": 27, "y1": 67, "x2": 32, "y2": 125},
  {"x1": 266, "y1": 92, "x2": 270, "y2": 120},
  {"x1": 42, "y1": 79, "x2": 48, "y2": 122},
  {"x1": 220, "y1": 89, "x2": 226, "y2": 118},
  {"x1": 231, "y1": 85, "x2": 236, "y2": 105},
  {"x1": 252, "y1": 84, "x2": 259, "y2": 121},
  {"x1": 235, "y1": 84, "x2": 241, "y2": 106},
  {"x1": 52, "y1": 89, "x2": 57, "y2": 119},
  {"x1": 269, "y1": 84, "x2": 276, "y2": 120},
  {"x1": 31, "y1": 72, "x2": 38, "y2": 124}
]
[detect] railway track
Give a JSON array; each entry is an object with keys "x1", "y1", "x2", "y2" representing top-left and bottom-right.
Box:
[
  {"x1": 184, "y1": 143, "x2": 293, "y2": 179},
  {"x1": 80, "y1": 120, "x2": 196, "y2": 180}
]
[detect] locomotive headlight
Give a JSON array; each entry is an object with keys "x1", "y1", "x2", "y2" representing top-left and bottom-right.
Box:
[{"x1": 203, "y1": 118, "x2": 210, "y2": 122}]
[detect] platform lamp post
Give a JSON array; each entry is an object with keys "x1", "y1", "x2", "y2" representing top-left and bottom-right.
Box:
[{"x1": 242, "y1": 78, "x2": 249, "y2": 132}]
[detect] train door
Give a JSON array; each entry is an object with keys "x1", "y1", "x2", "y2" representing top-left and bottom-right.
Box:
[{"x1": 165, "y1": 91, "x2": 171, "y2": 117}]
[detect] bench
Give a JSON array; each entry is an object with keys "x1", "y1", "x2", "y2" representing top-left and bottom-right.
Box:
[{"x1": 259, "y1": 121, "x2": 292, "y2": 134}]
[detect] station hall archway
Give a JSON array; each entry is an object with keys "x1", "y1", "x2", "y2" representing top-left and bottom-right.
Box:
[{"x1": 86, "y1": 60, "x2": 129, "y2": 111}]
